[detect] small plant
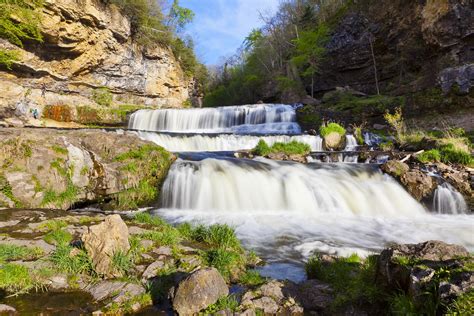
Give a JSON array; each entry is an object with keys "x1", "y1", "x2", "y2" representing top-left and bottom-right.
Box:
[
  {"x1": 446, "y1": 290, "x2": 474, "y2": 315},
  {"x1": 133, "y1": 212, "x2": 167, "y2": 227},
  {"x1": 111, "y1": 250, "x2": 133, "y2": 276},
  {"x1": 320, "y1": 122, "x2": 346, "y2": 137},
  {"x1": 380, "y1": 141, "x2": 394, "y2": 151},
  {"x1": 202, "y1": 295, "x2": 239, "y2": 313},
  {"x1": 202, "y1": 248, "x2": 242, "y2": 280},
  {"x1": 50, "y1": 244, "x2": 95, "y2": 276},
  {"x1": 384, "y1": 107, "x2": 405, "y2": 144},
  {"x1": 0, "y1": 244, "x2": 43, "y2": 262},
  {"x1": 0, "y1": 49, "x2": 20, "y2": 69},
  {"x1": 439, "y1": 144, "x2": 473, "y2": 166},
  {"x1": 51, "y1": 145, "x2": 68, "y2": 155},
  {"x1": 390, "y1": 293, "x2": 417, "y2": 315},
  {"x1": 416, "y1": 149, "x2": 441, "y2": 163},
  {"x1": 252, "y1": 140, "x2": 311, "y2": 156},
  {"x1": 138, "y1": 226, "x2": 181, "y2": 246},
  {"x1": 239, "y1": 270, "x2": 265, "y2": 286},
  {"x1": 92, "y1": 87, "x2": 113, "y2": 107},
  {"x1": 0, "y1": 263, "x2": 36, "y2": 294}
]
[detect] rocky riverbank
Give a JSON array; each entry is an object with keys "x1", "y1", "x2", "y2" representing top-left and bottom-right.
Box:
[
  {"x1": 0, "y1": 128, "x2": 174, "y2": 210},
  {"x1": 0, "y1": 210, "x2": 472, "y2": 315}
]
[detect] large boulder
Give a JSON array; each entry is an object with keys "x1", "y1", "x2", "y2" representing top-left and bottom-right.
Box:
[
  {"x1": 172, "y1": 268, "x2": 228, "y2": 315},
  {"x1": 82, "y1": 215, "x2": 130, "y2": 278},
  {"x1": 376, "y1": 241, "x2": 472, "y2": 311},
  {"x1": 400, "y1": 170, "x2": 436, "y2": 201}
]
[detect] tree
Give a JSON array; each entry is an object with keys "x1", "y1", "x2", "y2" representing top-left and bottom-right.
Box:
[
  {"x1": 168, "y1": 0, "x2": 195, "y2": 32},
  {"x1": 291, "y1": 24, "x2": 328, "y2": 97}
]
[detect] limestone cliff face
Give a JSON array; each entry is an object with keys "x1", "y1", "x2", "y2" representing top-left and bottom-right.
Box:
[
  {"x1": 314, "y1": 0, "x2": 473, "y2": 96},
  {"x1": 0, "y1": 0, "x2": 192, "y2": 123}
]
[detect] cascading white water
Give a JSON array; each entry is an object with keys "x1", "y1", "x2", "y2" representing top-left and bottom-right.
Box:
[
  {"x1": 345, "y1": 135, "x2": 358, "y2": 151},
  {"x1": 433, "y1": 183, "x2": 468, "y2": 215},
  {"x1": 156, "y1": 157, "x2": 474, "y2": 259},
  {"x1": 136, "y1": 131, "x2": 322, "y2": 152},
  {"x1": 129, "y1": 104, "x2": 300, "y2": 134}
]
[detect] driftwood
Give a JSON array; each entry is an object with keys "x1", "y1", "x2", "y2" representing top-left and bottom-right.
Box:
[{"x1": 400, "y1": 150, "x2": 424, "y2": 163}]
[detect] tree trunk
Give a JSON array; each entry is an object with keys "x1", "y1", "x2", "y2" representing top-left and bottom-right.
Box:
[{"x1": 369, "y1": 35, "x2": 380, "y2": 95}]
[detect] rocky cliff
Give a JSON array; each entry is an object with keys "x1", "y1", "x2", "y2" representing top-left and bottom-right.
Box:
[
  {"x1": 301, "y1": 0, "x2": 473, "y2": 129},
  {"x1": 0, "y1": 0, "x2": 193, "y2": 125}
]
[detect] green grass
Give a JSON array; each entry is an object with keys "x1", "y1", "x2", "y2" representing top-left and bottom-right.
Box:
[
  {"x1": 36, "y1": 219, "x2": 68, "y2": 232},
  {"x1": 417, "y1": 149, "x2": 441, "y2": 164},
  {"x1": 320, "y1": 122, "x2": 346, "y2": 137},
  {"x1": 133, "y1": 212, "x2": 168, "y2": 227},
  {"x1": 138, "y1": 227, "x2": 181, "y2": 247},
  {"x1": 239, "y1": 270, "x2": 265, "y2": 286},
  {"x1": 103, "y1": 292, "x2": 153, "y2": 314},
  {"x1": 389, "y1": 293, "x2": 417, "y2": 315},
  {"x1": 111, "y1": 250, "x2": 133, "y2": 276},
  {"x1": 439, "y1": 144, "x2": 473, "y2": 166},
  {"x1": 0, "y1": 263, "x2": 40, "y2": 294},
  {"x1": 305, "y1": 254, "x2": 380, "y2": 310},
  {"x1": 92, "y1": 87, "x2": 113, "y2": 106},
  {"x1": 0, "y1": 244, "x2": 43, "y2": 262},
  {"x1": 49, "y1": 244, "x2": 95, "y2": 276},
  {"x1": 202, "y1": 248, "x2": 242, "y2": 281},
  {"x1": 322, "y1": 92, "x2": 405, "y2": 113},
  {"x1": 0, "y1": 173, "x2": 22, "y2": 208},
  {"x1": 252, "y1": 140, "x2": 311, "y2": 156},
  {"x1": 43, "y1": 229, "x2": 72, "y2": 246},
  {"x1": 51, "y1": 145, "x2": 68, "y2": 155},
  {"x1": 446, "y1": 290, "x2": 474, "y2": 315},
  {"x1": 380, "y1": 141, "x2": 394, "y2": 151},
  {"x1": 202, "y1": 295, "x2": 239, "y2": 314}
]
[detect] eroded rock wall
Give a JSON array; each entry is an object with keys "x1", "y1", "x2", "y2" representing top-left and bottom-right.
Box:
[{"x1": 0, "y1": 0, "x2": 192, "y2": 123}]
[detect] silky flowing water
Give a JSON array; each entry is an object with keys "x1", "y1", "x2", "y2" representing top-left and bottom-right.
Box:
[{"x1": 132, "y1": 104, "x2": 473, "y2": 281}]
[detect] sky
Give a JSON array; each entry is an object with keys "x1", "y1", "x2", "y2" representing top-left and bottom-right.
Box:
[{"x1": 181, "y1": 0, "x2": 280, "y2": 65}]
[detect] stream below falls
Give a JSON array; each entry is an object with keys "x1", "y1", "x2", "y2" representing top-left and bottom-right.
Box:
[{"x1": 132, "y1": 103, "x2": 473, "y2": 281}]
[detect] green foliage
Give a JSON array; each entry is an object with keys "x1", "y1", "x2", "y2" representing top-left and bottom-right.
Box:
[
  {"x1": 252, "y1": 140, "x2": 311, "y2": 156},
  {"x1": 417, "y1": 149, "x2": 441, "y2": 164},
  {"x1": 0, "y1": 173, "x2": 22, "y2": 207},
  {"x1": 320, "y1": 122, "x2": 346, "y2": 137},
  {"x1": 306, "y1": 254, "x2": 380, "y2": 310},
  {"x1": 92, "y1": 87, "x2": 113, "y2": 107},
  {"x1": 138, "y1": 226, "x2": 181, "y2": 247},
  {"x1": 0, "y1": 263, "x2": 35, "y2": 294},
  {"x1": 169, "y1": 0, "x2": 195, "y2": 31},
  {"x1": 446, "y1": 290, "x2": 474, "y2": 315},
  {"x1": 0, "y1": 244, "x2": 43, "y2": 262},
  {"x1": 239, "y1": 270, "x2": 265, "y2": 286},
  {"x1": 133, "y1": 212, "x2": 168, "y2": 227},
  {"x1": 292, "y1": 23, "x2": 329, "y2": 78},
  {"x1": 0, "y1": 0, "x2": 43, "y2": 47},
  {"x1": 297, "y1": 105, "x2": 322, "y2": 128},
  {"x1": 0, "y1": 49, "x2": 19, "y2": 69},
  {"x1": 389, "y1": 293, "x2": 417, "y2": 315},
  {"x1": 439, "y1": 144, "x2": 473, "y2": 166},
  {"x1": 354, "y1": 127, "x2": 364, "y2": 145},
  {"x1": 379, "y1": 141, "x2": 394, "y2": 151},
  {"x1": 111, "y1": 250, "x2": 133, "y2": 276},
  {"x1": 384, "y1": 107, "x2": 406, "y2": 144},
  {"x1": 202, "y1": 295, "x2": 239, "y2": 314},
  {"x1": 202, "y1": 248, "x2": 242, "y2": 280},
  {"x1": 188, "y1": 224, "x2": 242, "y2": 251},
  {"x1": 51, "y1": 145, "x2": 68, "y2": 155},
  {"x1": 50, "y1": 244, "x2": 95, "y2": 276}
]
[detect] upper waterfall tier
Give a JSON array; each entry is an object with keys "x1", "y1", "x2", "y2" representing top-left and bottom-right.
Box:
[{"x1": 128, "y1": 104, "x2": 301, "y2": 134}]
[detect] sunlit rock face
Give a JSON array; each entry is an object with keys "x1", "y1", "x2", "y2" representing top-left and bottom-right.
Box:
[{"x1": 0, "y1": 0, "x2": 192, "y2": 121}]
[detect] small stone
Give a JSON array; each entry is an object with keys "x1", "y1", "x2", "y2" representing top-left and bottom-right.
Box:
[
  {"x1": 140, "y1": 239, "x2": 154, "y2": 250},
  {"x1": 142, "y1": 260, "x2": 166, "y2": 280},
  {"x1": 82, "y1": 215, "x2": 130, "y2": 278},
  {"x1": 259, "y1": 280, "x2": 285, "y2": 302},
  {"x1": 153, "y1": 246, "x2": 172, "y2": 256},
  {"x1": 172, "y1": 268, "x2": 229, "y2": 315},
  {"x1": 0, "y1": 304, "x2": 17, "y2": 315},
  {"x1": 251, "y1": 297, "x2": 279, "y2": 314}
]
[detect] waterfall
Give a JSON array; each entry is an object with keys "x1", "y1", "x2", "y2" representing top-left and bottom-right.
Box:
[
  {"x1": 157, "y1": 157, "x2": 474, "y2": 259},
  {"x1": 433, "y1": 183, "x2": 468, "y2": 215},
  {"x1": 129, "y1": 104, "x2": 300, "y2": 134},
  {"x1": 345, "y1": 135, "x2": 358, "y2": 151},
  {"x1": 161, "y1": 158, "x2": 425, "y2": 216},
  {"x1": 136, "y1": 132, "x2": 322, "y2": 152}
]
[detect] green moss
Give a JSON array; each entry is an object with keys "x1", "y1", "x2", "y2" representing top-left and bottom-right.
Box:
[
  {"x1": 320, "y1": 122, "x2": 346, "y2": 138},
  {"x1": 0, "y1": 49, "x2": 20, "y2": 69},
  {"x1": 51, "y1": 145, "x2": 68, "y2": 155},
  {"x1": 252, "y1": 140, "x2": 311, "y2": 156},
  {"x1": 92, "y1": 87, "x2": 113, "y2": 106},
  {"x1": 239, "y1": 270, "x2": 265, "y2": 286},
  {"x1": 0, "y1": 0, "x2": 43, "y2": 47}
]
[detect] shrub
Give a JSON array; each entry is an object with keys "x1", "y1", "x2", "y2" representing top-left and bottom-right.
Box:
[
  {"x1": 252, "y1": 140, "x2": 311, "y2": 156},
  {"x1": 92, "y1": 87, "x2": 113, "y2": 107},
  {"x1": 0, "y1": 0, "x2": 43, "y2": 47},
  {"x1": 320, "y1": 122, "x2": 346, "y2": 137},
  {"x1": 417, "y1": 149, "x2": 441, "y2": 164},
  {"x1": 384, "y1": 107, "x2": 405, "y2": 143},
  {"x1": 0, "y1": 49, "x2": 20, "y2": 69}
]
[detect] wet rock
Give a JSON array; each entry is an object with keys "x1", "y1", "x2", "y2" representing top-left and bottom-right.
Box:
[
  {"x1": 82, "y1": 215, "x2": 130, "y2": 278},
  {"x1": 172, "y1": 268, "x2": 229, "y2": 315},
  {"x1": 0, "y1": 304, "x2": 17, "y2": 315},
  {"x1": 142, "y1": 260, "x2": 166, "y2": 280},
  {"x1": 377, "y1": 240, "x2": 470, "y2": 291},
  {"x1": 400, "y1": 170, "x2": 436, "y2": 201},
  {"x1": 439, "y1": 271, "x2": 474, "y2": 302},
  {"x1": 323, "y1": 132, "x2": 344, "y2": 151},
  {"x1": 286, "y1": 279, "x2": 334, "y2": 311},
  {"x1": 381, "y1": 161, "x2": 409, "y2": 177}
]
